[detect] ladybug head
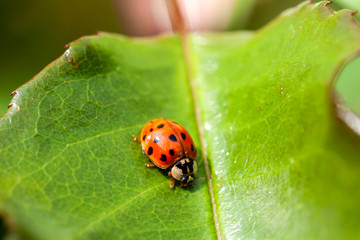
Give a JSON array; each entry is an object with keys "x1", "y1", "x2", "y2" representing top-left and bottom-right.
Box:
[
  {"x1": 181, "y1": 174, "x2": 195, "y2": 186},
  {"x1": 170, "y1": 158, "x2": 198, "y2": 187}
]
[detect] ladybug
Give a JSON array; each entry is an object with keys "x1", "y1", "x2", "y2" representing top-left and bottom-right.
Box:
[{"x1": 133, "y1": 118, "x2": 198, "y2": 188}]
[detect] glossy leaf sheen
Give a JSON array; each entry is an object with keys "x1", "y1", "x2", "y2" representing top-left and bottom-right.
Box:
[{"x1": 1, "y1": 2, "x2": 360, "y2": 239}]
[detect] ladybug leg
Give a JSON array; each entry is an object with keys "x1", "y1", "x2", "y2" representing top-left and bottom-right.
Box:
[
  {"x1": 132, "y1": 135, "x2": 141, "y2": 143},
  {"x1": 145, "y1": 163, "x2": 155, "y2": 168},
  {"x1": 168, "y1": 172, "x2": 175, "y2": 188}
]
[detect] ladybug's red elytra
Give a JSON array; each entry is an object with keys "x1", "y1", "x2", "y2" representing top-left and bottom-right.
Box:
[{"x1": 133, "y1": 118, "x2": 198, "y2": 188}]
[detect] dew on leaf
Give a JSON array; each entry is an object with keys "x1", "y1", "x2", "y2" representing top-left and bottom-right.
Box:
[{"x1": 64, "y1": 47, "x2": 77, "y2": 66}]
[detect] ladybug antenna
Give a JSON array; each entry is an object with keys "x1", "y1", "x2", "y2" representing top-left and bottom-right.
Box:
[{"x1": 194, "y1": 177, "x2": 205, "y2": 184}]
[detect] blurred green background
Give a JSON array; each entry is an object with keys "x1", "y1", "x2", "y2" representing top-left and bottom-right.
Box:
[
  {"x1": 0, "y1": 0, "x2": 359, "y2": 115},
  {"x1": 0, "y1": 0, "x2": 119, "y2": 115}
]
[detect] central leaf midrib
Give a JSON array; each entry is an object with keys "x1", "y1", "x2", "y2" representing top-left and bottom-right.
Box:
[{"x1": 165, "y1": 2, "x2": 222, "y2": 239}]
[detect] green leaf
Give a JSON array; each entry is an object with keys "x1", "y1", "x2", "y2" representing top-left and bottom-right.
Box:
[
  {"x1": 1, "y1": 1, "x2": 360, "y2": 239},
  {"x1": 0, "y1": 35, "x2": 216, "y2": 240},
  {"x1": 190, "y1": 2, "x2": 360, "y2": 238}
]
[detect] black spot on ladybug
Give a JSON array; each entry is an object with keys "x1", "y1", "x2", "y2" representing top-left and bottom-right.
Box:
[
  {"x1": 160, "y1": 154, "x2": 167, "y2": 162},
  {"x1": 169, "y1": 134, "x2": 177, "y2": 142},
  {"x1": 181, "y1": 133, "x2": 186, "y2": 140},
  {"x1": 157, "y1": 123, "x2": 165, "y2": 128},
  {"x1": 191, "y1": 144, "x2": 194, "y2": 152},
  {"x1": 147, "y1": 147, "x2": 153, "y2": 155},
  {"x1": 143, "y1": 135, "x2": 146, "y2": 141},
  {"x1": 150, "y1": 128, "x2": 153, "y2": 132},
  {"x1": 154, "y1": 136, "x2": 160, "y2": 143},
  {"x1": 169, "y1": 149, "x2": 174, "y2": 156}
]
